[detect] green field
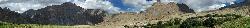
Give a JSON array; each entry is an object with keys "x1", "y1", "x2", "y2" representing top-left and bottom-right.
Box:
[
  {"x1": 1, "y1": 14, "x2": 250, "y2": 28},
  {"x1": 141, "y1": 14, "x2": 250, "y2": 28}
]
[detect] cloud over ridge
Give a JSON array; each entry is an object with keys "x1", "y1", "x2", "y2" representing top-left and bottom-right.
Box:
[{"x1": 0, "y1": 0, "x2": 245, "y2": 13}]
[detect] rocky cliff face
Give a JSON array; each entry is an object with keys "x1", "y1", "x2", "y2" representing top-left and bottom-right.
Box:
[
  {"x1": 0, "y1": 7, "x2": 27, "y2": 23},
  {"x1": 0, "y1": 2, "x2": 106, "y2": 25}
]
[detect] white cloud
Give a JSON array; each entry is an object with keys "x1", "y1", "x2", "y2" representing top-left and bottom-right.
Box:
[
  {"x1": 121, "y1": 0, "x2": 156, "y2": 13},
  {"x1": 0, "y1": 0, "x2": 8, "y2": 2},
  {"x1": 180, "y1": 0, "x2": 237, "y2": 12},
  {"x1": 0, "y1": 0, "x2": 244, "y2": 13},
  {"x1": 72, "y1": 0, "x2": 157, "y2": 13},
  {"x1": 71, "y1": 0, "x2": 123, "y2": 14},
  {"x1": 160, "y1": 0, "x2": 176, "y2": 4},
  {"x1": 0, "y1": 0, "x2": 71, "y2": 13},
  {"x1": 0, "y1": 0, "x2": 151, "y2": 14},
  {"x1": 160, "y1": 0, "x2": 242, "y2": 12}
]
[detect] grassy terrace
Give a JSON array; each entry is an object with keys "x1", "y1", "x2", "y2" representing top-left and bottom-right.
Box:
[
  {"x1": 0, "y1": 22, "x2": 94, "y2": 28},
  {"x1": 0, "y1": 14, "x2": 250, "y2": 28},
  {"x1": 140, "y1": 14, "x2": 250, "y2": 28}
]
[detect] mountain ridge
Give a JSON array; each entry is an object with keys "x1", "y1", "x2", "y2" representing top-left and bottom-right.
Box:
[{"x1": 0, "y1": 2, "x2": 106, "y2": 25}]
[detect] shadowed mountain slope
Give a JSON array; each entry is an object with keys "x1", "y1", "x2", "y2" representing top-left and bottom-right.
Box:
[{"x1": 0, "y1": 2, "x2": 106, "y2": 25}]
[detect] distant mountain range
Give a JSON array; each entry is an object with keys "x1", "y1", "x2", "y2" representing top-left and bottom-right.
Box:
[{"x1": 0, "y1": 2, "x2": 106, "y2": 25}]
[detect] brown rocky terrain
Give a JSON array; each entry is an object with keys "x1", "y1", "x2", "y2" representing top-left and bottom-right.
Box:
[
  {"x1": 0, "y1": 0, "x2": 249, "y2": 28},
  {"x1": 94, "y1": 1, "x2": 250, "y2": 28},
  {"x1": 96, "y1": 2, "x2": 192, "y2": 28}
]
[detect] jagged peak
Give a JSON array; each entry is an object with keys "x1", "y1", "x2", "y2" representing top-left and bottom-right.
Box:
[
  {"x1": 0, "y1": 7, "x2": 11, "y2": 11},
  {"x1": 61, "y1": 2, "x2": 76, "y2": 6}
]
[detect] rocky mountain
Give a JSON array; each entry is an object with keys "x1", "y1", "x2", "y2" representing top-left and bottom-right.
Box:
[
  {"x1": 0, "y1": 0, "x2": 250, "y2": 28},
  {"x1": 96, "y1": 1, "x2": 250, "y2": 27},
  {"x1": 0, "y1": 2, "x2": 106, "y2": 25},
  {"x1": 0, "y1": 7, "x2": 27, "y2": 23}
]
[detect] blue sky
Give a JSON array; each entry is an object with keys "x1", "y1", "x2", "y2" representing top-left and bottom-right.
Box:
[
  {"x1": 0, "y1": 0, "x2": 245, "y2": 13},
  {"x1": 107, "y1": 0, "x2": 135, "y2": 11},
  {"x1": 107, "y1": 0, "x2": 153, "y2": 11}
]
